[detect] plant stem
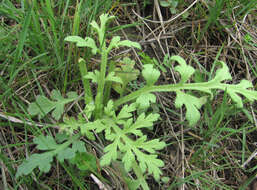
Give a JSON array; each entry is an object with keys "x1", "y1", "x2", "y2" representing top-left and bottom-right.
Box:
[
  {"x1": 113, "y1": 81, "x2": 233, "y2": 108},
  {"x1": 132, "y1": 161, "x2": 150, "y2": 190},
  {"x1": 103, "y1": 60, "x2": 115, "y2": 105},
  {"x1": 95, "y1": 43, "x2": 108, "y2": 118},
  {"x1": 78, "y1": 58, "x2": 93, "y2": 104}
]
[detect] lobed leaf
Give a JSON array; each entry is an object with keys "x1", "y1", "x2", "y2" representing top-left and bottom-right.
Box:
[
  {"x1": 116, "y1": 103, "x2": 136, "y2": 121},
  {"x1": 122, "y1": 149, "x2": 135, "y2": 172},
  {"x1": 60, "y1": 117, "x2": 95, "y2": 140},
  {"x1": 71, "y1": 152, "x2": 97, "y2": 172},
  {"x1": 136, "y1": 93, "x2": 156, "y2": 110},
  {"x1": 60, "y1": 116, "x2": 80, "y2": 134},
  {"x1": 16, "y1": 153, "x2": 53, "y2": 178},
  {"x1": 64, "y1": 36, "x2": 97, "y2": 54},
  {"x1": 134, "y1": 149, "x2": 164, "y2": 181},
  {"x1": 28, "y1": 90, "x2": 78, "y2": 120},
  {"x1": 16, "y1": 135, "x2": 85, "y2": 178},
  {"x1": 33, "y1": 135, "x2": 58, "y2": 150},
  {"x1": 107, "y1": 36, "x2": 141, "y2": 52},
  {"x1": 57, "y1": 147, "x2": 75, "y2": 162},
  {"x1": 207, "y1": 61, "x2": 257, "y2": 107},
  {"x1": 225, "y1": 80, "x2": 257, "y2": 108},
  {"x1": 128, "y1": 113, "x2": 160, "y2": 134},
  {"x1": 140, "y1": 138, "x2": 166, "y2": 154},
  {"x1": 84, "y1": 70, "x2": 100, "y2": 83},
  {"x1": 72, "y1": 141, "x2": 87, "y2": 153},
  {"x1": 28, "y1": 96, "x2": 55, "y2": 119},
  {"x1": 210, "y1": 61, "x2": 232, "y2": 82},
  {"x1": 113, "y1": 57, "x2": 140, "y2": 95},
  {"x1": 104, "y1": 100, "x2": 115, "y2": 117},
  {"x1": 175, "y1": 91, "x2": 207, "y2": 126},
  {"x1": 142, "y1": 64, "x2": 160, "y2": 86},
  {"x1": 106, "y1": 72, "x2": 123, "y2": 84},
  {"x1": 90, "y1": 102, "x2": 165, "y2": 180},
  {"x1": 171, "y1": 55, "x2": 195, "y2": 83},
  {"x1": 100, "y1": 139, "x2": 119, "y2": 166}
]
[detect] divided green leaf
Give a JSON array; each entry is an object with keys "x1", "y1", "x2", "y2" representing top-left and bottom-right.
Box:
[
  {"x1": 207, "y1": 61, "x2": 257, "y2": 107},
  {"x1": 16, "y1": 135, "x2": 85, "y2": 178},
  {"x1": 223, "y1": 80, "x2": 257, "y2": 108},
  {"x1": 87, "y1": 101, "x2": 165, "y2": 181},
  {"x1": 113, "y1": 57, "x2": 140, "y2": 95},
  {"x1": 84, "y1": 70, "x2": 100, "y2": 83},
  {"x1": 16, "y1": 153, "x2": 53, "y2": 178},
  {"x1": 64, "y1": 36, "x2": 98, "y2": 54},
  {"x1": 28, "y1": 90, "x2": 78, "y2": 120},
  {"x1": 210, "y1": 61, "x2": 232, "y2": 82},
  {"x1": 106, "y1": 72, "x2": 123, "y2": 83},
  {"x1": 136, "y1": 93, "x2": 156, "y2": 110},
  {"x1": 175, "y1": 91, "x2": 207, "y2": 126},
  {"x1": 107, "y1": 36, "x2": 141, "y2": 52},
  {"x1": 33, "y1": 135, "x2": 58, "y2": 150},
  {"x1": 60, "y1": 116, "x2": 95, "y2": 140}
]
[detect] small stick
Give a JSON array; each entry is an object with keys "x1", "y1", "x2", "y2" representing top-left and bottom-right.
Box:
[{"x1": 90, "y1": 174, "x2": 108, "y2": 190}]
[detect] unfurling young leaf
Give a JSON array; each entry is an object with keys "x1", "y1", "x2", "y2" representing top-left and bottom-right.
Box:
[
  {"x1": 28, "y1": 90, "x2": 78, "y2": 120},
  {"x1": 91, "y1": 14, "x2": 115, "y2": 46},
  {"x1": 113, "y1": 57, "x2": 140, "y2": 95},
  {"x1": 142, "y1": 64, "x2": 160, "y2": 86},
  {"x1": 171, "y1": 55, "x2": 195, "y2": 83},
  {"x1": 210, "y1": 61, "x2": 232, "y2": 82}
]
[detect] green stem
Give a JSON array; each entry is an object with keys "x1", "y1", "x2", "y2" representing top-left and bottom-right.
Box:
[
  {"x1": 103, "y1": 60, "x2": 115, "y2": 105},
  {"x1": 95, "y1": 43, "x2": 108, "y2": 118},
  {"x1": 78, "y1": 58, "x2": 93, "y2": 104},
  {"x1": 132, "y1": 161, "x2": 150, "y2": 190},
  {"x1": 113, "y1": 81, "x2": 229, "y2": 108}
]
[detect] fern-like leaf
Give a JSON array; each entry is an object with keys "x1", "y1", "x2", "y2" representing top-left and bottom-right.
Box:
[
  {"x1": 88, "y1": 101, "x2": 166, "y2": 181},
  {"x1": 16, "y1": 134, "x2": 85, "y2": 178},
  {"x1": 28, "y1": 90, "x2": 78, "y2": 120}
]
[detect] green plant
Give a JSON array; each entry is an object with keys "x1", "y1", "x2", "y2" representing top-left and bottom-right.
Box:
[
  {"x1": 159, "y1": 0, "x2": 179, "y2": 14},
  {"x1": 16, "y1": 14, "x2": 257, "y2": 189}
]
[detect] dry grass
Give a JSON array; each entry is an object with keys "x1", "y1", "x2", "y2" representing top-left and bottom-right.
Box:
[{"x1": 0, "y1": 0, "x2": 256, "y2": 189}]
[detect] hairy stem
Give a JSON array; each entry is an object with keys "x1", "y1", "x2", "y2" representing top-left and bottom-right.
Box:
[
  {"x1": 78, "y1": 58, "x2": 93, "y2": 104},
  {"x1": 95, "y1": 43, "x2": 108, "y2": 118},
  {"x1": 103, "y1": 60, "x2": 115, "y2": 105},
  {"x1": 113, "y1": 80, "x2": 238, "y2": 108},
  {"x1": 132, "y1": 161, "x2": 150, "y2": 190}
]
